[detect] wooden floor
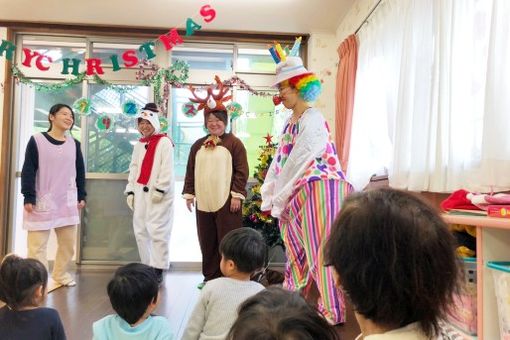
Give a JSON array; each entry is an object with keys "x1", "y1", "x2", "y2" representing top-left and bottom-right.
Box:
[{"x1": 44, "y1": 267, "x2": 361, "y2": 340}]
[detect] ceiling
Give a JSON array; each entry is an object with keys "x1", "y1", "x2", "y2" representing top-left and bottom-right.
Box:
[{"x1": 0, "y1": 0, "x2": 356, "y2": 34}]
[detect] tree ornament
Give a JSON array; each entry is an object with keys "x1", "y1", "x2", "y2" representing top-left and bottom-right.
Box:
[
  {"x1": 182, "y1": 101, "x2": 198, "y2": 118},
  {"x1": 159, "y1": 116, "x2": 169, "y2": 133},
  {"x1": 122, "y1": 100, "x2": 139, "y2": 117},
  {"x1": 96, "y1": 114, "x2": 114, "y2": 132},
  {"x1": 263, "y1": 133, "x2": 273, "y2": 145},
  {"x1": 226, "y1": 102, "x2": 243, "y2": 120},
  {"x1": 73, "y1": 97, "x2": 92, "y2": 115}
]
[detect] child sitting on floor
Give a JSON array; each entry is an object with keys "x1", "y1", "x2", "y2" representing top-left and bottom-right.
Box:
[
  {"x1": 93, "y1": 263, "x2": 173, "y2": 339},
  {"x1": 0, "y1": 254, "x2": 66, "y2": 340},
  {"x1": 181, "y1": 227, "x2": 267, "y2": 340}
]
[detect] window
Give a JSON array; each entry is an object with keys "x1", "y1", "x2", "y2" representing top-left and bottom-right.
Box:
[
  {"x1": 348, "y1": 0, "x2": 508, "y2": 192},
  {"x1": 92, "y1": 42, "x2": 147, "y2": 67},
  {"x1": 11, "y1": 33, "x2": 300, "y2": 265},
  {"x1": 86, "y1": 84, "x2": 150, "y2": 173},
  {"x1": 237, "y1": 46, "x2": 276, "y2": 73},
  {"x1": 169, "y1": 42, "x2": 284, "y2": 176},
  {"x1": 20, "y1": 37, "x2": 86, "y2": 77},
  {"x1": 171, "y1": 87, "x2": 208, "y2": 177},
  {"x1": 172, "y1": 44, "x2": 233, "y2": 71}
]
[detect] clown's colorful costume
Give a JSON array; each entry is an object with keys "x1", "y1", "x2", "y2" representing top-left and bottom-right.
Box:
[{"x1": 261, "y1": 40, "x2": 353, "y2": 324}]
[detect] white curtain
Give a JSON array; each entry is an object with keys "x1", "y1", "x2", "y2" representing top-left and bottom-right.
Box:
[{"x1": 347, "y1": 0, "x2": 510, "y2": 193}]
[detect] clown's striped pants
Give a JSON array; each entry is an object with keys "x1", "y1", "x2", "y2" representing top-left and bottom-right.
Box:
[{"x1": 280, "y1": 179, "x2": 352, "y2": 324}]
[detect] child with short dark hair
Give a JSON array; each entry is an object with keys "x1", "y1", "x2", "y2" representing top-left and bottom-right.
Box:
[
  {"x1": 227, "y1": 286, "x2": 340, "y2": 340},
  {"x1": 92, "y1": 263, "x2": 173, "y2": 339},
  {"x1": 0, "y1": 254, "x2": 66, "y2": 340},
  {"x1": 325, "y1": 188, "x2": 461, "y2": 339},
  {"x1": 181, "y1": 227, "x2": 267, "y2": 340}
]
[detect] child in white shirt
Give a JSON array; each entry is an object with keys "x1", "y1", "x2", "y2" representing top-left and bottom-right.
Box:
[{"x1": 182, "y1": 228, "x2": 267, "y2": 340}]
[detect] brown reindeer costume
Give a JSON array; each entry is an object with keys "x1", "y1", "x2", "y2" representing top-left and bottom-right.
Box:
[{"x1": 183, "y1": 76, "x2": 249, "y2": 282}]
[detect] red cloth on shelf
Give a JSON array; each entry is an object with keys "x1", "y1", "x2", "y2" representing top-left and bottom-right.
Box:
[{"x1": 440, "y1": 189, "x2": 479, "y2": 211}]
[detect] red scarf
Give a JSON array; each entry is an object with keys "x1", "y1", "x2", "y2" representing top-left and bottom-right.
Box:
[{"x1": 137, "y1": 134, "x2": 167, "y2": 185}]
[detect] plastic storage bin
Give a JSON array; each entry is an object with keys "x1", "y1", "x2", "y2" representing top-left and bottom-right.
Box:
[
  {"x1": 487, "y1": 262, "x2": 510, "y2": 340},
  {"x1": 447, "y1": 257, "x2": 477, "y2": 335}
]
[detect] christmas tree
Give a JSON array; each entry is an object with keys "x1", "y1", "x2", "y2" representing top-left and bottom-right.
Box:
[{"x1": 243, "y1": 134, "x2": 284, "y2": 249}]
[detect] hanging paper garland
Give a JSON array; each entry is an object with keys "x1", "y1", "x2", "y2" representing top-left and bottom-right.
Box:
[
  {"x1": 159, "y1": 116, "x2": 169, "y2": 133},
  {"x1": 12, "y1": 65, "x2": 87, "y2": 92},
  {"x1": 227, "y1": 102, "x2": 243, "y2": 120},
  {"x1": 182, "y1": 101, "x2": 198, "y2": 118},
  {"x1": 73, "y1": 97, "x2": 92, "y2": 115},
  {"x1": 122, "y1": 100, "x2": 139, "y2": 117},
  {"x1": 96, "y1": 114, "x2": 114, "y2": 132}
]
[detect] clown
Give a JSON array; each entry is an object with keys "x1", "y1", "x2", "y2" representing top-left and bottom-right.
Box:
[
  {"x1": 261, "y1": 39, "x2": 354, "y2": 324},
  {"x1": 183, "y1": 76, "x2": 249, "y2": 288},
  {"x1": 125, "y1": 103, "x2": 174, "y2": 283}
]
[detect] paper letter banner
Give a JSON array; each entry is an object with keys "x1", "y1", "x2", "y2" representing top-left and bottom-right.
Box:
[{"x1": 3, "y1": 4, "x2": 217, "y2": 76}]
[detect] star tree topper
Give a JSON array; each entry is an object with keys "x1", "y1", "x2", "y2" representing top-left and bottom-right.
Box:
[{"x1": 264, "y1": 133, "x2": 273, "y2": 145}]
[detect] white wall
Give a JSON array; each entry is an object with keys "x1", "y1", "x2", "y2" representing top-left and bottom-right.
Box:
[
  {"x1": 336, "y1": 0, "x2": 380, "y2": 42},
  {"x1": 304, "y1": 0, "x2": 382, "y2": 138},
  {"x1": 307, "y1": 31, "x2": 338, "y2": 134}
]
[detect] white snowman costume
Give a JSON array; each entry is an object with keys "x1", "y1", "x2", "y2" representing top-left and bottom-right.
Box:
[{"x1": 125, "y1": 108, "x2": 174, "y2": 269}]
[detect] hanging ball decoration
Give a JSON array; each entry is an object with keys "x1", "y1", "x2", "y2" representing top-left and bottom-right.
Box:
[
  {"x1": 182, "y1": 101, "x2": 198, "y2": 118},
  {"x1": 272, "y1": 95, "x2": 282, "y2": 106},
  {"x1": 226, "y1": 102, "x2": 243, "y2": 120},
  {"x1": 159, "y1": 116, "x2": 169, "y2": 133},
  {"x1": 96, "y1": 114, "x2": 114, "y2": 132},
  {"x1": 122, "y1": 100, "x2": 139, "y2": 117},
  {"x1": 73, "y1": 97, "x2": 92, "y2": 115}
]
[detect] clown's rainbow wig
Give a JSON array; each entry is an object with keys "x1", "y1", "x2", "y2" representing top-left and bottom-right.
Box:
[{"x1": 288, "y1": 73, "x2": 322, "y2": 102}]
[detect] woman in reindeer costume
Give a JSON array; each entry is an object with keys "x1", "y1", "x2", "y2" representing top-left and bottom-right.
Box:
[
  {"x1": 261, "y1": 39, "x2": 353, "y2": 324},
  {"x1": 183, "y1": 76, "x2": 249, "y2": 288},
  {"x1": 125, "y1": 103, "x2": 174, "y2": 283}
]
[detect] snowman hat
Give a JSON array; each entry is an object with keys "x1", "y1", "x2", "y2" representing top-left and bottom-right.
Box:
[{"x1": 137, "y1": 103, "x2": 160, "y2": 133}]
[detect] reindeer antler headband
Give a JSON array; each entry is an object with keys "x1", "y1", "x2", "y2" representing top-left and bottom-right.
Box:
[{"x1": 189, "y1": 75, "x2": 232, "y2": 115}]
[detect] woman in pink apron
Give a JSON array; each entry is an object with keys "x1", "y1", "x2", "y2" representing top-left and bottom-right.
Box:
[{"x1": 21, "y1": 103, "x2": 86, "y2": 287}]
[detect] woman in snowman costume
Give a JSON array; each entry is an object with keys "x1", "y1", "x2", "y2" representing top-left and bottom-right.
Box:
[{"x1": 125, "y1": 103, "x2": 174, "y2": 282}]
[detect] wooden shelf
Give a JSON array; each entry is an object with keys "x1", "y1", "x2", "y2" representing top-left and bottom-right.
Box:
[
  {"x1": 443, "y1": 214, "x2": 510, "y2": 230},
  {"x1": 443, "y1": 213, "x2": 510, "y2": 339}
]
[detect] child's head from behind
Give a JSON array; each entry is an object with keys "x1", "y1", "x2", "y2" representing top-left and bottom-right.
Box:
[
  {"x1": 219, "y1": 228, "x2": 267, "y2": 276},
  {"x1": 0, "y1": 254, "x2": 48, "y2": 310},
  {"x1": 107, "y1": 263, "x2": 159, "y2": 325},
  {"x1": 227, "y1": 286, "x2": 339, "y2": 340},
  {"x1": 325, "y1": 188, "x2": 460, "y2": 337}
]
